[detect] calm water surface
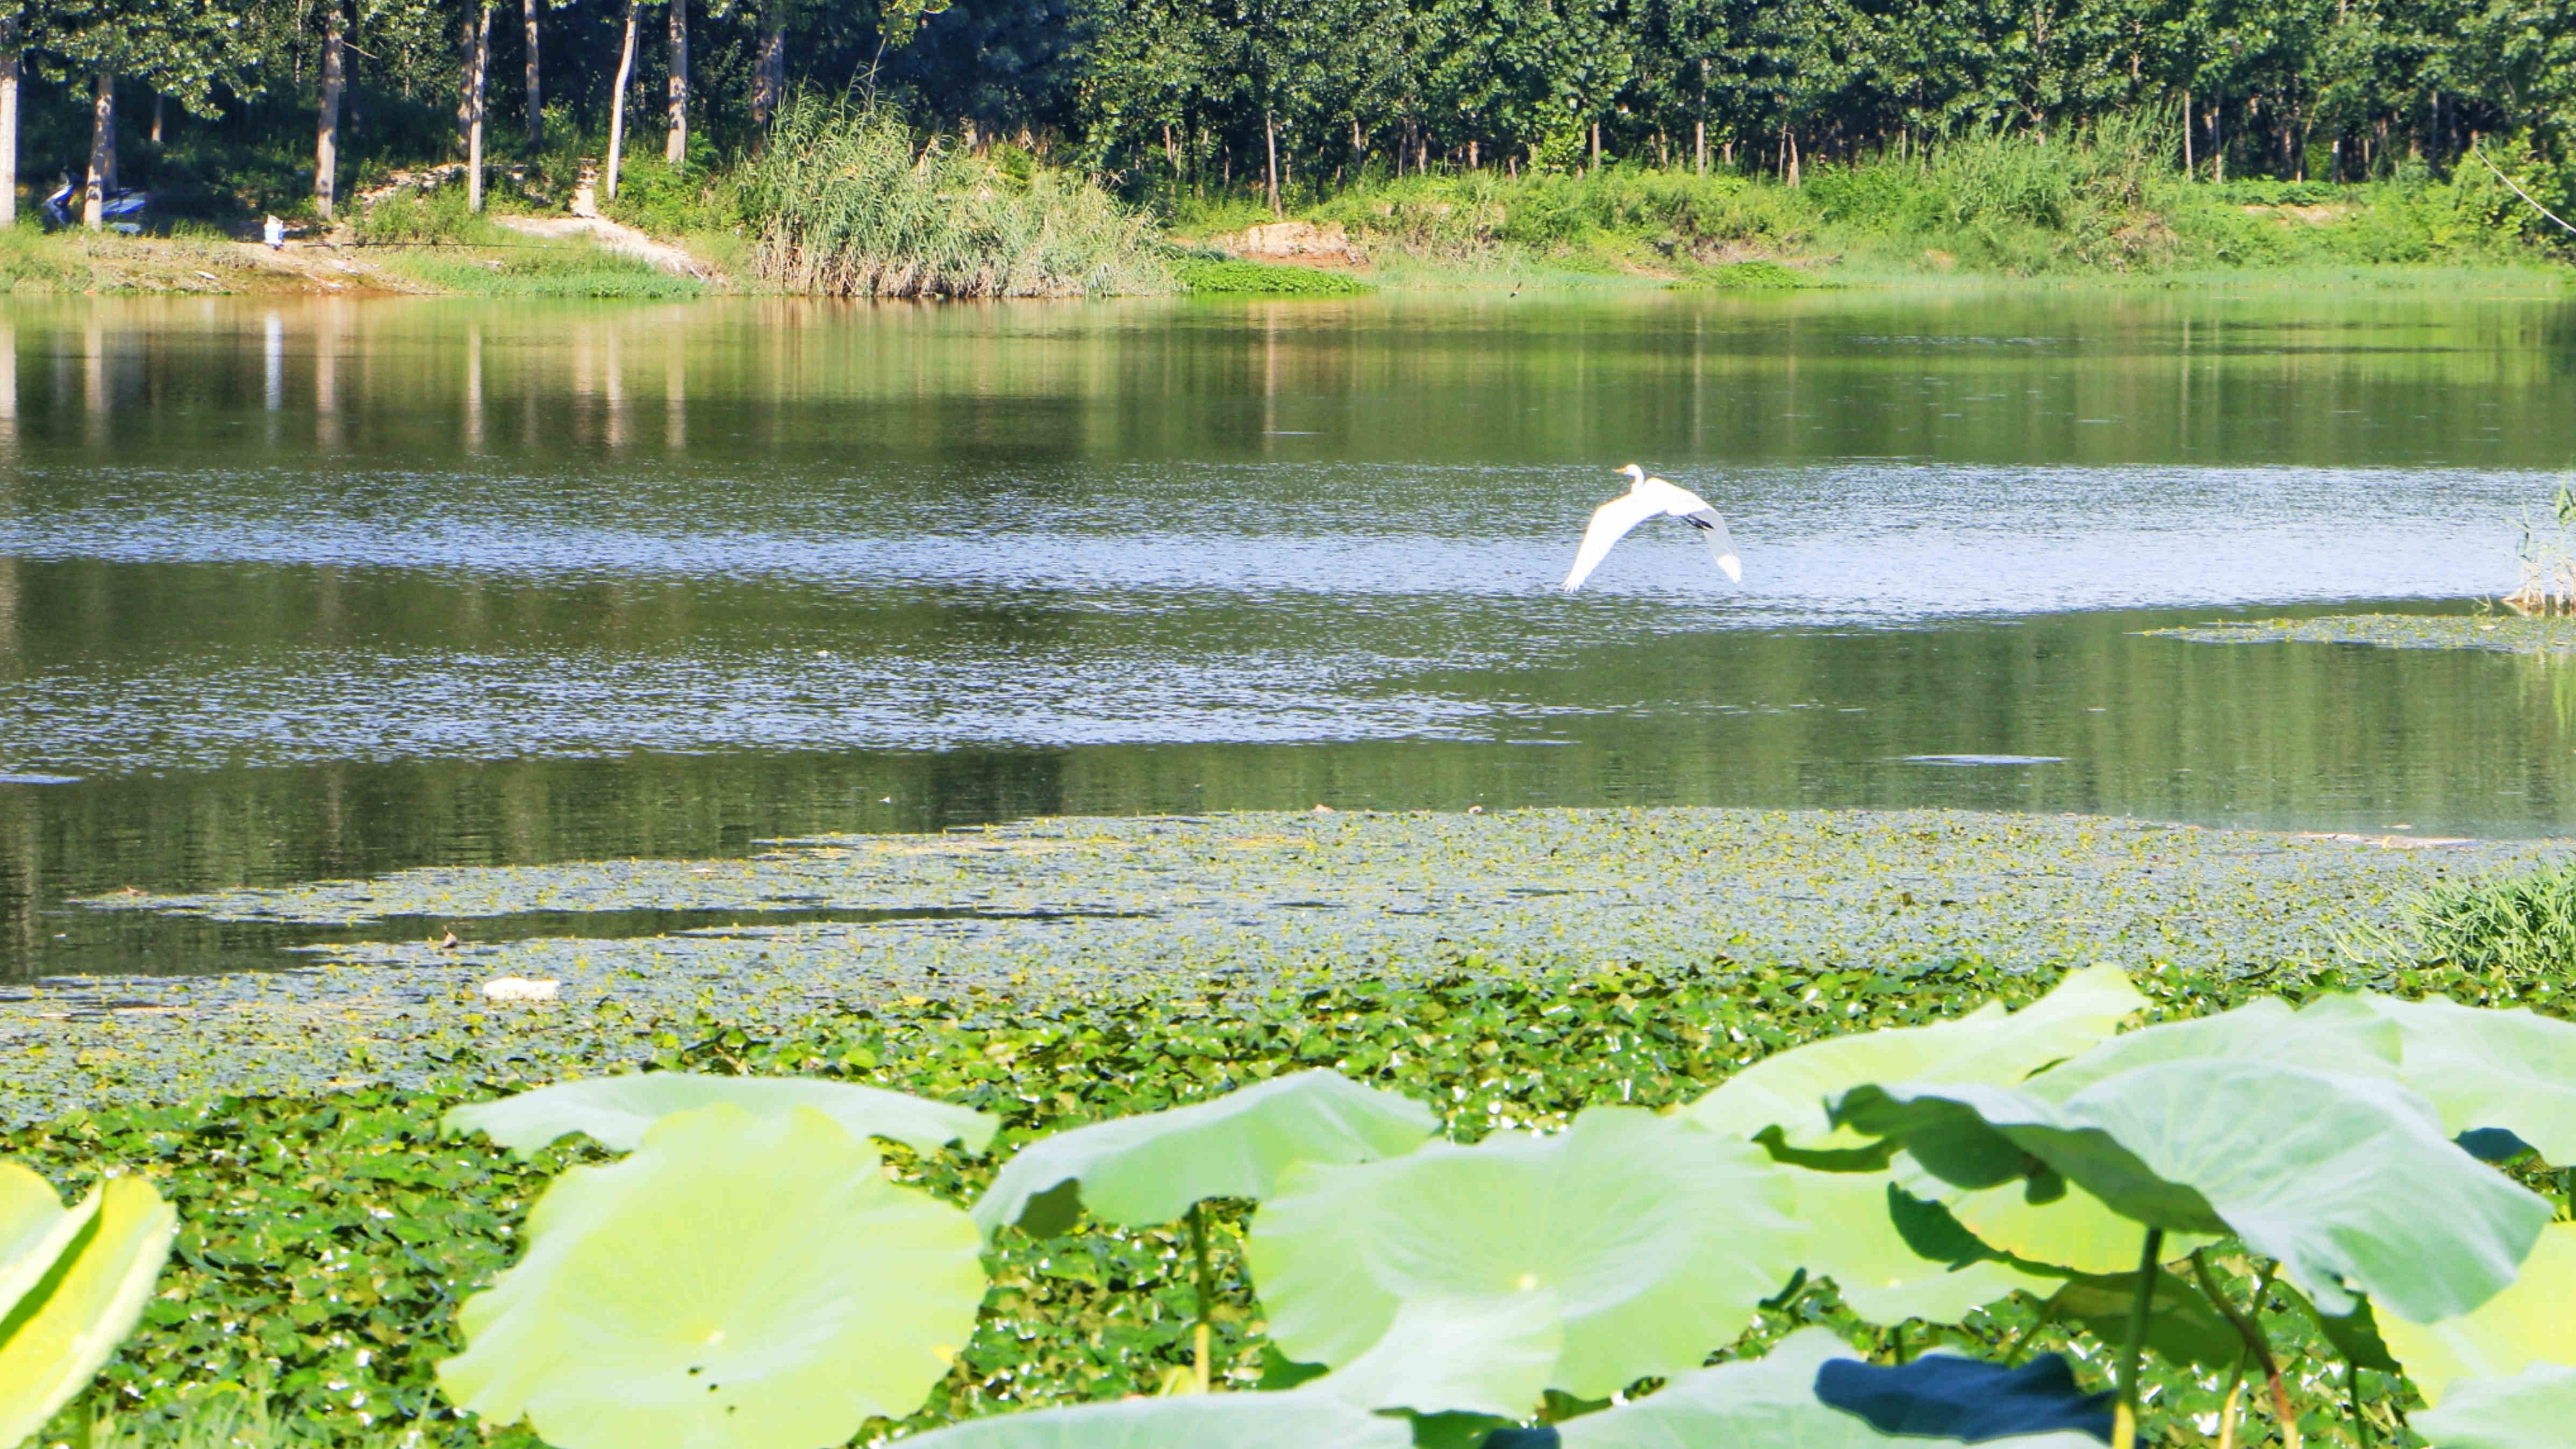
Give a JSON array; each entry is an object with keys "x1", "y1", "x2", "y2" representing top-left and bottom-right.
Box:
[{"x1": 3, "y1": 285, "x2": 2573, "y2": 978}]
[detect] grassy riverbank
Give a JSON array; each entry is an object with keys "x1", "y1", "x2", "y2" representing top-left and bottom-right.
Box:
[
  {"x1": 5, "y1": 806, "x2": 2572, "y2": 1445},
  {"x1": 1169, "y1": 127, "x2": 2573, "y2": 285},
  {"x1": 11, "y1": 118, "x2": 2563, "y2": 300},
  {"x1": 0, "y1": 220, "x2": 703, "y2": 299}
]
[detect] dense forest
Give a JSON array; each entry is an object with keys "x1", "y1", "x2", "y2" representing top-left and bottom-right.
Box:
[{"x1": 1, "y1": 0, "x2": 2570, "y2": 229}]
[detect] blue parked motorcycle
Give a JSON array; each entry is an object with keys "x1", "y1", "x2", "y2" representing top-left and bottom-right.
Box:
[{"x1": 41, "y1": 175, "x2": 149, "y2": 231}]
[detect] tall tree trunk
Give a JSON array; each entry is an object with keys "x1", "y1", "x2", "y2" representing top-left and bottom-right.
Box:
[
  {"x1": 83, "y1": 72, "x2": 113, "y2": 229},
  {"x1": 467, "y1": 3, "x2": 490, "y2": 211},
  {"x1": 457, "y1": 8, "x2": 477, "y2": 153},
  {"x1": 1590, "y1": 118, "x2": 1600, "y2": 175},
  {"x1": 1695, "y1": 118, "x2": 1706, "y2": 175},
  {"x1": 0, "y1": 20, "x2": 18, "y2": 231},
  {"x1": 316, "y1": 3, "x2": 345, "y2": 221},
  {"x1": 1263, "y1": 110, "x2": 1279, "y2": 217},
  {"x1": 751, "y1": 0, "x2": 784, "y2": 132},
  {"x1": 604, "y1": 0, "x2": 639, "y2": 200},
  {"x1": 2181, "y1": 86, "x2": 2193, "y2": 175},
  {"x1": 665, "y1": 0, "x2": 688, "y2": 165},
  {"x1": 522, "y1": 0, "x2": 543, "y2": 146},
  {"x1": 148, "y1": 92, "x2": 163, "y2": 146}
]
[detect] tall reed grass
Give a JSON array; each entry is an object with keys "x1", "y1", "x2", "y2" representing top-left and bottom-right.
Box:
[
  {"x1": 741, "y1": 101, "x2": 1174, "y2": 298},
  {"x1": 2406, "y1": 859, "x2": 2576, "y2": 974}
]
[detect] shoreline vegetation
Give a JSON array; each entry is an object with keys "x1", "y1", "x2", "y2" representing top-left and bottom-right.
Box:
[
  {"x1": 1, "y1": 0, "x2": 2566, "y2": 300},
  {"x1": 2, "y1": 107, "x2": 2569, "y2": 301}
]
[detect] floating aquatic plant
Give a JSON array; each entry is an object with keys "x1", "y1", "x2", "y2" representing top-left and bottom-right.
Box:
[{"x1": 437, "y1": 1103, "x2": 984, "y2": 1449}]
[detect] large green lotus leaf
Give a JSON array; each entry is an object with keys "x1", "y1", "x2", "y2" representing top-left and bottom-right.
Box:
[
  {"x1": 1834, "y1": 1059, "x2": 2549, "y2": 1322},
  {"x1": 1687, "y1": 966, "x2": 2142, "y2": 1149},
  {"x1": 1891, "y1": 1158, "x2": 2206, "y2": 1275},
  {"x1": 0, "y1": 1164, "x2": 82, "y2": 1330},
  {"x1": 2412, "y1": 1364, "x2": 2576, "y2": 1449},
  {"x1": 0, "y1": 1177, "x2": 177, "y2": 1449},
  {"x1": 437, "y1": 1103, "x2": 985, "y2": 1449},
  {"x1": 2381, "y1": 1222, "x2": 2576, "y2": 1407},
  {"x1": 1304, "y1": 1291, "x2": 1566, "y2": 1418},
  {"x1": 1248, "y1": 1107, "x2": 1801, "y2": 1415},
  {"x1": 1556, "y1": 1328, "x2": 2100, "y2": 1449},
  {"x1": 1786, "y1": 1169, "x2": 2051, "y2": 1325},
  {"x1": 889, "y1": 1390, "x2": 1415, "y2": 1449},
  {"x1": 2355, "y1": 994, "x2": 2576, "y2": 1164},
  {"x1": 973, "y1": 1069, "x2": 1437, "y2": 1238},
  {"x1": 2016, "y1": 995, "x2": 2401, "y2": 1104},
  {"x1": 442, "y1": 1071, "x2": 997, "y2": 1158}
]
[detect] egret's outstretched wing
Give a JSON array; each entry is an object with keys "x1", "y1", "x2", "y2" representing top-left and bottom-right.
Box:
[
  {"x1": 1681, "y1": 506, "x2": 1742, "y2": 583},
  {"x1": 1563, "y1": 492, "x2": 1665, "y2": 592}
]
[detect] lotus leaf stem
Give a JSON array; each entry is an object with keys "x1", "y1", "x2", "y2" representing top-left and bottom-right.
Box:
[
  {"x1": 2346, "y1": 1360, "x2": 2373, "y2": 1449},
  {"x1": 2189, "y1": 1250, "x2": 2297, "y2": 1449},
  {"x1": 2112, "y1": 1225, "x2": 2163, "y2": 1449},
  {"x1": 2215, "y1": 1365, "x2": 2244, "y2": 1449},
  {"x1": 1189, "y1": 1200, "x2": 1214, "y2": 1393}
]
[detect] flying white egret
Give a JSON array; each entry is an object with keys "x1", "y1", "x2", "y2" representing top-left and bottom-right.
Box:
[{"x1": 1561, "y1": 464, "x2": 1742, "y2": 592}]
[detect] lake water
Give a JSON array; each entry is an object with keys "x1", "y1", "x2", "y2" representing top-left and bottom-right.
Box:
[{"x1": 3, "y1": 284, "x2": 2574, "y2": 980}]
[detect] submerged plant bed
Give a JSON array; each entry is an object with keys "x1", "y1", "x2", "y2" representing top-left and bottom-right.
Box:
[
  {"x1": 2146, "y1": 613, "x2": 2576, "y2": 654},
  {"x1": 23, "y1": 807, "x2": 2568, "y2": 1123}
]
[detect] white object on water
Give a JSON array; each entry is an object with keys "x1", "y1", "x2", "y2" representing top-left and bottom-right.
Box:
[
  {"x1": 1562, "y1": 463, "x2": 1741, "y2": 592},
  {"x1": 482, "y1": 977, "x2": 561, "y2": 1003}
]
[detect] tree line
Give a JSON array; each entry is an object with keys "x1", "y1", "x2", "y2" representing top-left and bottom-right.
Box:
[{"x1": 2, "y1": 0, "x2": 2570, "y2": 230}]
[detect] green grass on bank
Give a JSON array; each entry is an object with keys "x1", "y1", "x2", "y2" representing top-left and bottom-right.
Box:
[
  {"x1": 1169, "y1": 120, "x2": 2573, "y2": 283},
  {"x1": 4, "y1": 114, "x2": 2567, "y2": 299},
  {"x1": 366, "y1": 243, "x2": 704, "y2": 300},
  {"x1": 1170, "y1": 254, "x2": 1372, "y2": 296}
]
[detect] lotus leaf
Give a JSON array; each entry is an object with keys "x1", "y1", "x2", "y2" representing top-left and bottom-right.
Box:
[
  {"x1": 2012, "y1": 995, "x2": 2401, "y2": 1103},
  {"x1": 891, "y1": 1390, "x2": 1416, "y2": 1449},
  {"x1": 1686, "y1": 965, "x2": 2143, "y2": 1149},
  {"x1": 437, "y1": 1103, "x2": 984, "y2": 1449},
  {"x1": 0, "y1": 1164, "x2": 81, "y2": 1327},
  {"x1": 2411, "y1": 1363, "x2": 2576, "y2": 1449},
  {"x1": 1555, "y1": 1328, "x2": 2100, "y2": 1449},
  {"x1": 974, "y1": 1069, "x2": 1437, "y2": 1238},
  {"x1": 1785, "y1": 1169, "x2": 2051, "y2": 1325},
  {"x1": 441, "y1": 1071, "x2": 998, "y2": 1158},
  {"x1": 1892, "y1": 1159, "x2": 2205, "y2": 1275},
  {"x1": 1833, "y1": 1059, "x2": 2550, "y2": 1321},
  {"x1": 2354, "y1": 994, "x2": 2576, "y2": 1164},
  {"x1": 2380, "y1": 1222, "x2": 2576, "y2": 1405},
  {"x1": 0, "y1": 1177, "x2": 177, "y2": 1449},
  {"x1": 1247, "y1": 1107, "x2": 1799, "y2": 1416}
]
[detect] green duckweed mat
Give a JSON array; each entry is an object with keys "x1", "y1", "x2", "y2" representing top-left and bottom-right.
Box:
[
  {"x1": 2146, "y1": 613, "x2": 2576, "y2": 653},
  {"x1": 11, "y1": 806, "x2": 2565, "y2": 1124}
]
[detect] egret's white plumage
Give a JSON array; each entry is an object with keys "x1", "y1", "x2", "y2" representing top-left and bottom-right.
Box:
[{"x1": 1562, "y1": 464, "x2": 1741, "y2": 592}]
